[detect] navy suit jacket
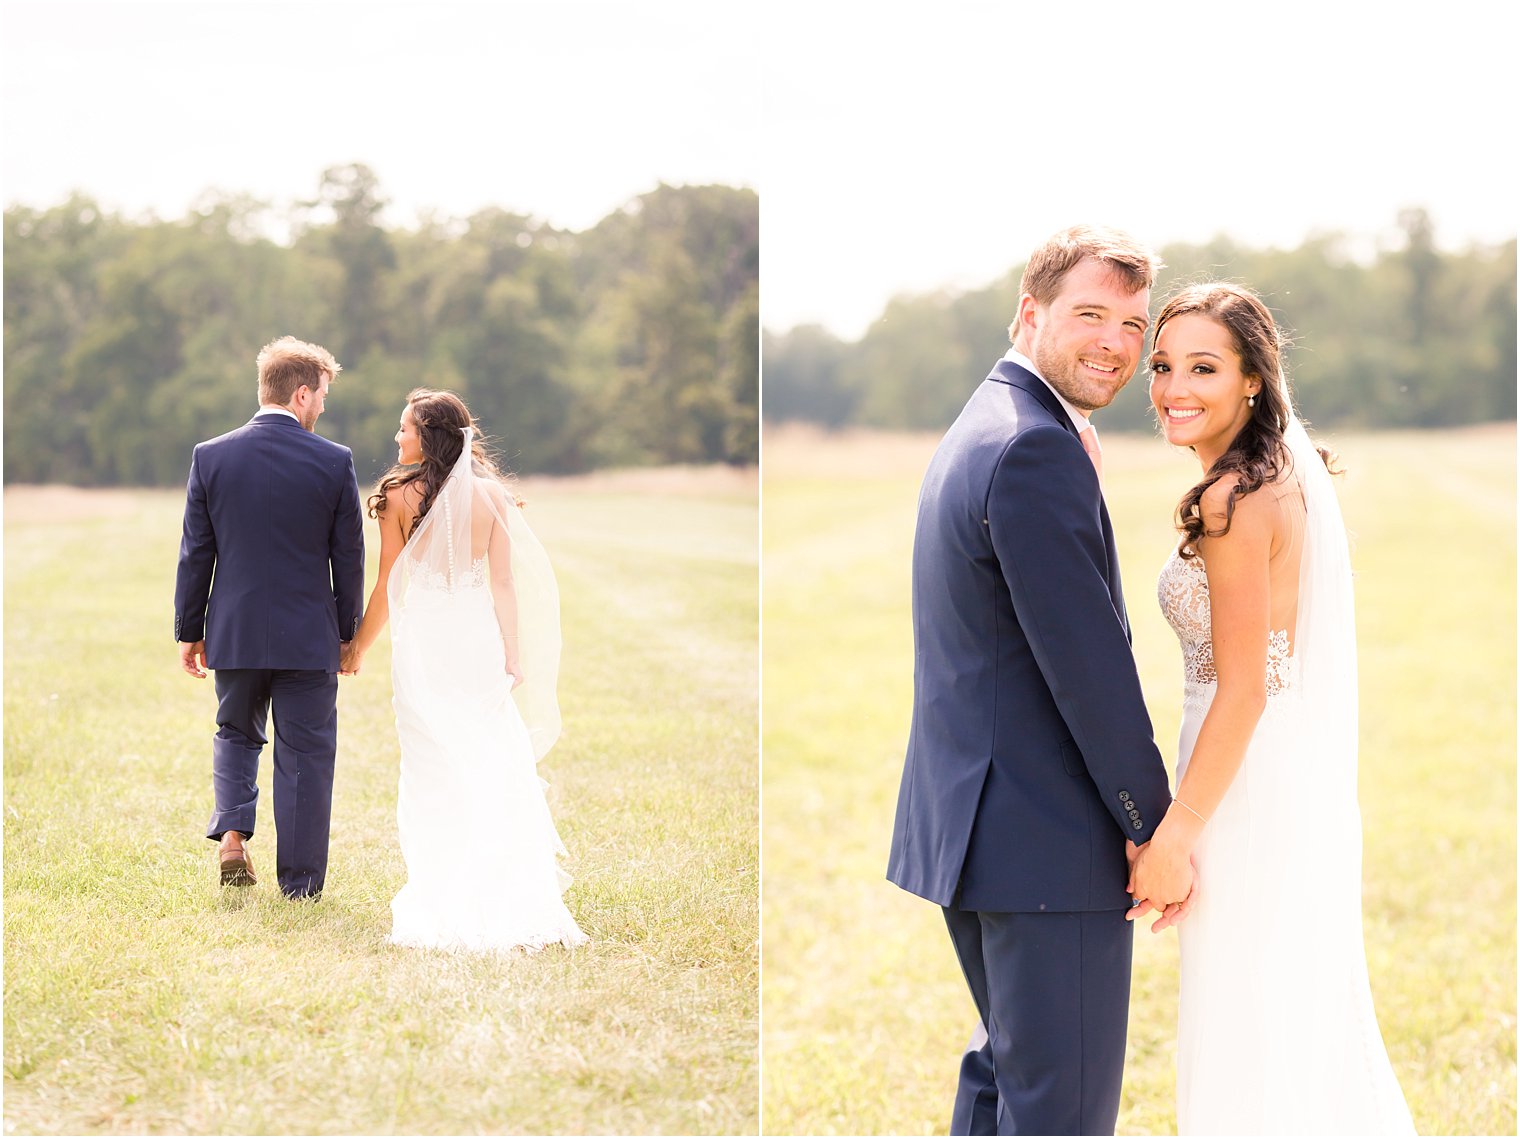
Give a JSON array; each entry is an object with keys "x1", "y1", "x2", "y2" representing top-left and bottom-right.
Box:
[
  {"x1": 887, "y1": 360, "x2": 1173, "y2": 912},
  {"x1": 174, "y1": 412, "x2": 365, "y2": 672}
]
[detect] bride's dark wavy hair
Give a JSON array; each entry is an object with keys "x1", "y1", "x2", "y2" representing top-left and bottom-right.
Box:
[
  {"x1": 367, "y1": 388, "x2": 514, "y2": 536},
  {"x1": 1153, "y1": 283, "x2": 1338, "y2": 557}
]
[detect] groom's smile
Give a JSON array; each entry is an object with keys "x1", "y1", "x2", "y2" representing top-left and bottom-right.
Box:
[
  {"x1": 1079, "y1": 357, "x2": 1122, "y2": 376},
  {"x1": 1019, "y1": 257, "x2": 1150, "y2": 412}
]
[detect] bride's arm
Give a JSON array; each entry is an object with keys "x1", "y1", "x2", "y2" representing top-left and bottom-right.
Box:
[
  {"x1": 485, "y1": 490, "x2": 523, "y2": 684},
  {"x1": 341, "y1": 489, "x2": 408, "y2": 674},
  {"x1": 1132, "y1": 476, "x2": 1277, "y2": 903}
]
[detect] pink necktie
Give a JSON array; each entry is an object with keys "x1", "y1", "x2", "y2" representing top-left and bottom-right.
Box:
[{"x1": 1079, "y1": 424, "x2": 1103, "y2": 483}]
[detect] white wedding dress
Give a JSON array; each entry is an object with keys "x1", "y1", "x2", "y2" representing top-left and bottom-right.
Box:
[
  {"x1": 386, "y1": 431, "x2": 586, "y2": 952},
  {"x1": 1155, "y1": 418, "x2": 1413, "y2": 1135}
]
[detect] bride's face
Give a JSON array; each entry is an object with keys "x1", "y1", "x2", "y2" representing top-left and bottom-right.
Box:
[
  {"x1": 396, "y1": 406, "x2": 424, "y2": 466},
  {"x1": 1148, "y1": 313, "x2": 1261, "y2": 464}
]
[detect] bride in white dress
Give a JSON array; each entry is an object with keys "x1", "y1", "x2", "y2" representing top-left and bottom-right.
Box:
[
  {"x1": 343, "y1": 388, "x2": 586, "y2": 952},
  {"x1": 1130, "y1": 284, "x2": 1413, "y2": 1133}
]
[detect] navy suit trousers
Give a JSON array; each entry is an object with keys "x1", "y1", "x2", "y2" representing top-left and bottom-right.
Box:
[
  {"x1": 208, "y1": 668, "x2": 338, "y2": 899},
  {"x1": 943, "y1": 906, "x2": 1134, "y2": 1136}
]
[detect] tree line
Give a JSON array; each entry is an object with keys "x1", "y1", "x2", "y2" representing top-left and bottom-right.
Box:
[
  {"x1": 3, "y1": 165, "x2": 758, "y2": 486},
  {"x1": 764, "y1": 209, "x2": 1516, "y2": 434}
]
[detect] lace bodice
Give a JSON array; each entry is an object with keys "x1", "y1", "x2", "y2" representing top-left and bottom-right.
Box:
[
  {"x1": 405, "y1": 553, "x2": 489, "y2": 595},
  {"x1": 1157, "y1": 548, "x2": 1296, "y2": 698}
]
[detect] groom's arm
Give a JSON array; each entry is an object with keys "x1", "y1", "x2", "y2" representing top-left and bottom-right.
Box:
[
  {"x1": 987, "y1": 425, "x2": 1173, "y2": 843},
  {"x1": 174, "y1": 447, "x2": 216, "y2": 646},
  {"x1": 329, "y1": 451, "x2": 366, "y2": 643}
]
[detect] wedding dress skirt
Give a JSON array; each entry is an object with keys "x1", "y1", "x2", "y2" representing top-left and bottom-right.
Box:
[
  {"x1": 388, "y1": 561, "x2": 586, "y2": 952},
  {"x1": 1161, "y1": 549, "x2": 1412, "y2": 1134}
]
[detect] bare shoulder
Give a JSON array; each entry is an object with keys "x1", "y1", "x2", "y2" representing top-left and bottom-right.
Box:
[
  {"x1": 386, "y1": 481, "x2": 423, "y2": 529},
  {"x1": 474, "y1": 476, "x2": 509, "y2": 506},
  {"x1": 1198, "y1": 472, "x2": 1246, "y2": 521},
  {"x1": 1200, "y1": 473, "x2": 1277, "y2": 549},
  {"x1": 386, "y1": 480, "x2": 421, "y2": 509}
]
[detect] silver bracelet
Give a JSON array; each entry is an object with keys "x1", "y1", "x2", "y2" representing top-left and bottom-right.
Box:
[{"x1": 1172, "y1": 796, "x2": 1209, "y2": 823}]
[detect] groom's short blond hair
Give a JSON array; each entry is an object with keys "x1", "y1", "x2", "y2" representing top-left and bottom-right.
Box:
[
  {"x1": 1008, "y1": 225, "x2": 1162, "y2": 342},
  {"x1": 257, "y1": 336, "x2": 342, "y2": 406}
]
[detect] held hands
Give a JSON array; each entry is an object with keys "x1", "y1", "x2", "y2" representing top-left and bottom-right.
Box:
[
  {"x1": 1130, "y1": 798, "x2": 1208, "y2": 918},
  {"x1": 338, "y1": 641, "x2": 362, "y2": 677},
  {"x1": 1126, "y1": 829, "x2": 1201, "y2": 932},
  {"x1": 179, "y1": 640, "x2": 208, "y2": 679}
]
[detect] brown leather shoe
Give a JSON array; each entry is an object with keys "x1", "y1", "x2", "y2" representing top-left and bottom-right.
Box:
[{"x1": 219, "y1": 838, "x2": 256, "y2": 887}]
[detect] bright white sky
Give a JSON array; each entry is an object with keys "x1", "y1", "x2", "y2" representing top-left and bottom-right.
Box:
[
  {"x1": 2, "y1": 1, "x2": 758, "y2": 231},
  {"x1": 761, "y1": 0, "x2": 1517, "y2": 338},
  {"x1": 3, "y1": 1, "x2": 1514, "y2": 342}
]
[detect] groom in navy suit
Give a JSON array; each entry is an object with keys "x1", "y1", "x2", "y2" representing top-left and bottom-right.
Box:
[
  {"x1": 175, "y1": 336, "x2": 364, "y2": 899},
  {"x1": 888, "y1": 226, "x2": 1192, "y2": 1134}
]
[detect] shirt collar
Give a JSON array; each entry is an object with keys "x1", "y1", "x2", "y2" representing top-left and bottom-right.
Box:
[
  {"x1": 257, "y1": 405, "x2": 300, "y2": 421},
  {"x1": 1002, "y1": 347, "x2": 1092, "y2": 434}
]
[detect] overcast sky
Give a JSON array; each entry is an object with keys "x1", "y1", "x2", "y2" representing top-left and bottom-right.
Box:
[
  {"x1": 761, "y1": 1, "x2": 1516, "y2": 337},
  {"x1": 2, "y1": 1, "x2": 758, "y2": 230},
  {"x1": 4, "y1": 1, "x2": 1514, "y2": 341}
]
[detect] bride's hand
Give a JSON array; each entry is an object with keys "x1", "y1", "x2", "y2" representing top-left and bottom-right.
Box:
[
  {"x1": 504, "y1": 661, "x2": 524, "y2": 689},
  {"x1": 1148, "y1": 856, "x2": 1200, "y2": 932},
  {"x1": 1129, "y1": 827, "x2": 1194, "y2": 912}
]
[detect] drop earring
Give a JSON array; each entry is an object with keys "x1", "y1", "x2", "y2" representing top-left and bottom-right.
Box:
[{"x1": 1247, "y1": 394, "x2": 1257, "y2": 407}]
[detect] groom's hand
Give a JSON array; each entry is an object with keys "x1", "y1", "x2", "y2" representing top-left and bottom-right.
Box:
[
  {"x1": 338, "y1": 641, "x2": 361, "y2": 676},
  {"x1": 179, "y1": 640, "x2": 207, "y2": 679},
  {"x1": 1125, "y1": 840, "x2": 1156, "y2": 921}
]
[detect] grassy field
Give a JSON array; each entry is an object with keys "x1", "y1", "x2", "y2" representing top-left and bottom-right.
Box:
[
  {"x1": 761, "y1": 423, "x2": 1516, "y2": 1136},
  {"x1": 3, "y1": 466, "x2": 758, "y2": 1135}
]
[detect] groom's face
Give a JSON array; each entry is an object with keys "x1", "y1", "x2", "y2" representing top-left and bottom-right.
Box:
[
  {"x1": 1024, "y1": 258, "x2": 1150, "y2": 412},
  {"x1": 294, "y1": 375, "x2": 331, "y2": 432}
]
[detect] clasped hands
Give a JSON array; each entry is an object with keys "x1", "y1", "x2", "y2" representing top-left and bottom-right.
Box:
[
  {"x1": 337, "y1": 642, "x2": 522, "y2": 688},
  {"x1": 1125, "y1": 826, "x2": 1199, "y2": 933}
]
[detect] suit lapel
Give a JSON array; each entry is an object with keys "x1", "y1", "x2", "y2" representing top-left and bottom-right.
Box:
[
  {"x1": 988, "y1": 360, "x2": 1081, "y2": 443},
  {"x1": 1100, "y1": 501, "x2": 1131, "y2": 640},
  {"x1": 991, "y1": 358, "x2": 1131, "y2": 637}
]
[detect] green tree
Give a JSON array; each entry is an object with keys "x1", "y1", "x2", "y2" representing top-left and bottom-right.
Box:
[
  {"x1": 762, "y1": 215, "x2": 1515, "y2": 437},
  {"x1": 3, "y1": 176, "x2": 757, "y2": 484},
  {"x1": 298, "y1": 163, "x2": 396, "y2": 366}
]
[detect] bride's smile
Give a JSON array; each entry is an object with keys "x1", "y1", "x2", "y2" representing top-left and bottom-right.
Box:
[
  {"x1": 395, "y1": 406, "x2": 423, "y2": 465},
  {"x1": 1148, "y1": 312, "x2": 1261, "y2": 465}
]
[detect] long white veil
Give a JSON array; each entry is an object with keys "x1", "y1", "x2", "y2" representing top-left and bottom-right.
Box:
[
  {"x1": 1255, "y1": 410, "x2": 1406, "y2": 1117},
  {"x1": 1286, "y1": 412, "x2": 1358, "y2": 805},
  {"x1": 386, "y1": 427, "x2": 562, "y2": 761}
]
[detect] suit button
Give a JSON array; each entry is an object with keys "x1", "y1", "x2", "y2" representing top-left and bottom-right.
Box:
[
  {"x1": 1118, "y1": 790, "x2": 1131, "y2": 802},
  {"x1": 1132, "y1": 820, "x2": 1143, "y2": 830},
  {"x1": 1128, "y1": 809, "x2": 1140, "y2": 819}
]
